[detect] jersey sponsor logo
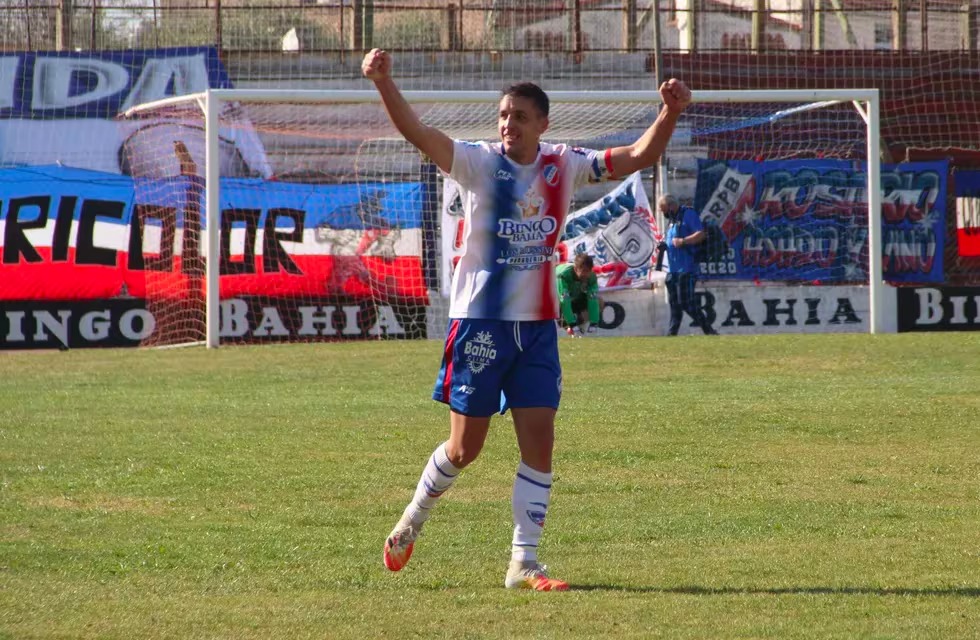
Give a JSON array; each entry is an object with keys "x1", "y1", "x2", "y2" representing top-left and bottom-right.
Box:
[
  {"x1": 495, "y1": 245, "x2": 553, "y2": 268},
  {"x1": 571, "y1": 147, "x2": 589, "y2": 157},
  {"x1": 543, "y1": 164, "x2": 559, "y2": 186},
  {"x1": 497, "y1": 216, "x2": 557, "y2": 243},
  {"x1": 463, "y1": 330, "x2": 497, "y2": 374},
  {"x1": 494, "y1": 169, "x2": 514, "y2": 182}
]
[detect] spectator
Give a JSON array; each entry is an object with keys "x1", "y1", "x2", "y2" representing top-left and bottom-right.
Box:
[{"x1": 658, "y1": 194, "x2": 717, "y2": 336}]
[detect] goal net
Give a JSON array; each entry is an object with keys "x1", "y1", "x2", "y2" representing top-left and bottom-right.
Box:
[{"x1": 117, "y1": 88, "x2": 883, "y2": 347}]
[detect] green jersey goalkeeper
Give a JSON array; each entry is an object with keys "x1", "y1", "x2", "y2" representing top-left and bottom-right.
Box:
[{"x1": 556, "y1": 253, "x2": 601, "y2": 336}]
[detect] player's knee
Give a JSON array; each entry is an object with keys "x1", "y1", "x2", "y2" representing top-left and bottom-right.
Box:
[{"x1": 445, "y1": 441, "x2": 482, "y2": 468}]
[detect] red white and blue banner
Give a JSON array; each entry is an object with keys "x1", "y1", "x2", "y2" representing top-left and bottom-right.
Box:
[
  {"x1": 694, "y1": 159, "x2": 947, "y2": 283},
  {"x1": 439, "y1": 177, "x2": 465, "y2": 296},
  {"x1": 558, "y1": 172, "x2": 659, "y2": 289},
  {"x1": 954, "y1": 170, "x2": 980, "y2": 258},
  {"x1": 0, "y1": 165, "x2": 428, "y2": 303}
]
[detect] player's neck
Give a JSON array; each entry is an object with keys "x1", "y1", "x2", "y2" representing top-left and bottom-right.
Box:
[{"x1": 503, "y1": 144, "x2": 539, "y2": 166}]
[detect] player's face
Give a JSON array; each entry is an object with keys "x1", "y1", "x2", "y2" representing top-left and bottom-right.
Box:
[
  {"x1": 498, "y1": 95, "x2": 548, "y2": 163},
  {"x1": 574, "y1": 265, "x2": 592, "y2": 281}
]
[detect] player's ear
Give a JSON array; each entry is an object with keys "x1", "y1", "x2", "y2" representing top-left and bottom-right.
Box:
[{"x1": 540, "y1": 115, "x2": 549, "y2": 134}]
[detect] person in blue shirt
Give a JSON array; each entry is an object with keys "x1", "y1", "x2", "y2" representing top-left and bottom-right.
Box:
[{"x1": 659, "y1": 194, "x2": 717, "y2": 336}]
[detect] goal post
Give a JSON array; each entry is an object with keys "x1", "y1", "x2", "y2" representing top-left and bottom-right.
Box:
[{"x1": 121, "y1": 87, "x2": 884, "y2": 346}]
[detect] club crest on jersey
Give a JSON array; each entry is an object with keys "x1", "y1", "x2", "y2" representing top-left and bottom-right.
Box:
[
  {"x1": 518, "y1": 191, "x2": 544, "y2": 219},
  {"x1": 463, "y1": 330, "x2": 497, "y2": 374},
  {"x1": 543, "y1": 164, "x2": 559, "y2": 186}
]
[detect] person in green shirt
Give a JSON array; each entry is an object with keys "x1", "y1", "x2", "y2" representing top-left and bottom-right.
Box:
[{"x1": 557, "y1": 253, "x2": 601, "y2": 336}]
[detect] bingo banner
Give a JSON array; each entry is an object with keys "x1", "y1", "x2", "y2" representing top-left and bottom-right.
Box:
[
  {"x1": 694, "y1": 158, "x2": 947, "y2": 283},
  {"x1": 954, "y1": 170, "x2": 980, "y2": 258},
  {"x1": 0, "y1": 165, "x2": 427, "y2": 303}
]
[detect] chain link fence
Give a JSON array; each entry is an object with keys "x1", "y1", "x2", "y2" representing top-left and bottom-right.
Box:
[{"x1": 2, "y1": 1, "x2": 977, "y2": 54}]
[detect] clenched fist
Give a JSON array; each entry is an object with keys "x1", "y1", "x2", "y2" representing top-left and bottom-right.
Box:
[
  {"x1": 362, "y1": 48, "x2": 392, "y2": 81},
  {"x1": 660, "y1": 78, "x2": 692, "y2": 114}
]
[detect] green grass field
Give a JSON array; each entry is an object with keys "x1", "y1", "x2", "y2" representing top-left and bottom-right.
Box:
[{"x1": 1, "y1": 333, "x2": 978, "y2": 639}]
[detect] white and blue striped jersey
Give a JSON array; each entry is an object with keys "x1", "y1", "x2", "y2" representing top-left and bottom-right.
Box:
[{"x1": 447, "y1": 140, "x2": 612, "y2": 321}]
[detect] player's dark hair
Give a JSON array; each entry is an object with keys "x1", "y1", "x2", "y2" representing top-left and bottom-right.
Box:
[
  {"x1": 574, "y1": 252, "x2": 594, "y2": 270},
  {"x1": 501, "y1": 82, "x2": 549, "y2": 117}
]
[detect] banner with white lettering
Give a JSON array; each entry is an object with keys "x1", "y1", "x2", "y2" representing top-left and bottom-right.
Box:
[
  {"x1": 558, "y1": 172, "x2": 658, "y2": 289},
  {"x1": 954, "y1": 170, "x2": 980, "y2": 257},
  {"x1": 694, "y1": 159, "x2": 947, "y2": 283},
  {"x1": 0, "y1": 165, "x2": 427, "y2": 303},
  {"x1": 0, "y1": 47, "x2": 266, "y2": 176},
  {"x1": 897, "y1": 286, "x2": 980, "y2": 332}
]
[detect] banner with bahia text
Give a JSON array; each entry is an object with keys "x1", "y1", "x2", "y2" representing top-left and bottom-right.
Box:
[
  {"x1": 694, "y1": 159, "x2": 947, "y2": 283},
  {"x1": 0, "y1": 165, "x2": 427, "y2": 304}
]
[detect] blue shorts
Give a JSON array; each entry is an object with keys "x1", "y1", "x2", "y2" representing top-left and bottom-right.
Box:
[{"x1": 432, "y1": 318, "x2": 562, "y2": 417}]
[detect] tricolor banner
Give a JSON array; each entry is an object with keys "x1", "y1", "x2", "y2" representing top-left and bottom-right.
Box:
[
  {"x1": 0, "y1": 165, "x2": 428, "y2": 304},
  {"x1": 955, "y1": 170, "x2": 980, "y2": 258}
]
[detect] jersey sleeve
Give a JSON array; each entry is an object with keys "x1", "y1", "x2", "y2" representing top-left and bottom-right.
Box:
[
  {"x1": 585, "y1": 272, "x2": 599, "y2": 298},
  {"x1": 683, "y1": 207, "x2": 704, "y2": 234},
  {"x1": 449, "y1": 140, "x2": 494, "y2": 190},
  {"x1": 566, "y1": 146, "x2": 614, "y2": 186},
  {"x1": 555, "y1": 264, "x2": 576, "y2": 325},
  {"x1": 555, "y1": 263, "x2": 574, "y2": 298},
  {"x1": 585, "y1": 273, "x2": 600, "y2": 323}
]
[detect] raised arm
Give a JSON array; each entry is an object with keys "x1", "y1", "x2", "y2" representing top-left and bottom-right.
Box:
[
  {"x1": 604, "y1": 79, "x2": 692, "y2": 179},
  {"x1": 362, "y1": 48, "x2": 454, "y2": 174}
]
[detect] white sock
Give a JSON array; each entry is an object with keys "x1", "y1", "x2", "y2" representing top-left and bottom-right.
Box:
[
  {"x1": 511, "y1": 460, "x2": 552, "y2": 563},
  {"x1": 404, "y1": 442, "x2": 460, "y2": 525}
]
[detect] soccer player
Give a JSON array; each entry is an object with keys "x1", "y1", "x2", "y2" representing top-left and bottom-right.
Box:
[
  {"x1": 362, "y1": 48, "x2": 691, "y2": 591},
  {"x1": 557, "y1": 253, "x2": 601, "y2": 336}
]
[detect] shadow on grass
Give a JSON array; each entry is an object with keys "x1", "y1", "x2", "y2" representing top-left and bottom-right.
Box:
[{"x1": 570, "y1": 585, "x2": 980, "y2": 597}]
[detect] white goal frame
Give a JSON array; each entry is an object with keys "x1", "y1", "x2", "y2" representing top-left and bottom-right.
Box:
[{"x1": 130, "y1": 88, "x2": 884, "y2": 346}]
